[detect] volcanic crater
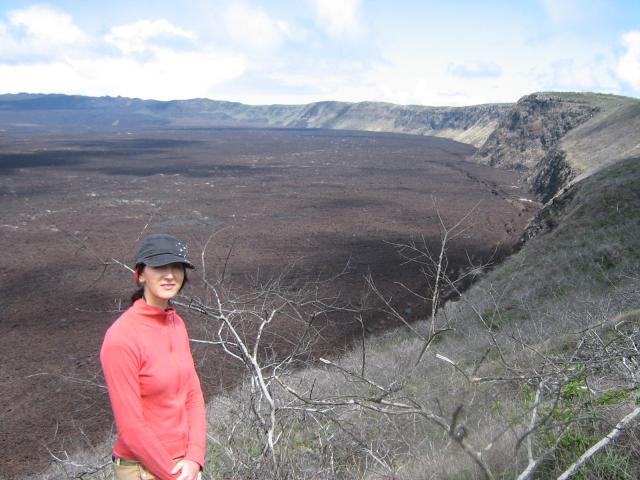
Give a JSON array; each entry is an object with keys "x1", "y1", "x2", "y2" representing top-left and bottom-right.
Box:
[{"x1": 0, "y1": 127, "x2": 535, "y2": 477}]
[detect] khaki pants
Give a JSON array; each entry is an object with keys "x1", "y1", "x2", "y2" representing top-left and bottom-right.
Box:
[
  {"x1": 112, "y1": 461, "x2": 157, "y2": 480},
  {"x1": 112, "y1": 457, "x2": 196, "y2": 480}
]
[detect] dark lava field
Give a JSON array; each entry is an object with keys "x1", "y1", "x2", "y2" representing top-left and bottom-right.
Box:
[{"x1": 0, "y1": 127, "x2": 534, "y2": 477}]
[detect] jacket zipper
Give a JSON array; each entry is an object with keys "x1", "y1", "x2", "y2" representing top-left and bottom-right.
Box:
[{"x1": 166, "y1": 312, "x2": 181, "y2": 399}]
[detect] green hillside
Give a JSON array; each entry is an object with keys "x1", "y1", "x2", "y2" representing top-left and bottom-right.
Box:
[{"x1": 561, "y1": 95, "x2": 640, "y2": 174}]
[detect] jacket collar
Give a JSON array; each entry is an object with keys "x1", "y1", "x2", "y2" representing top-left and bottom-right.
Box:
[{"x1": 131, "y1": 298, "x2": 176, "y2": 325}]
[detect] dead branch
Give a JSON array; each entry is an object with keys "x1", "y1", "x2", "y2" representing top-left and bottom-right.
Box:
[
  {"x1": 515, "y1": 381, "x2": 545, "y2": 480},
  {"x1": 557, "y1": 406, "x2": 640, "y2": 480}
]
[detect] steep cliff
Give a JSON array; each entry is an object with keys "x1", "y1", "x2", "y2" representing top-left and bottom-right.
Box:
[
  {"x1": 286, "y1": 101, "x2": 509, "y2": 147},
  {"x1": 472, "y1": 92, "x2": 640, "y2": 202},
  {"x1": 473, "y1": 93, "x2": 597, "y2": 201}
]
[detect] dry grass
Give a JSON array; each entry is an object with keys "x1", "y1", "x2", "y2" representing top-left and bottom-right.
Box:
[{"x1": 559, "y1": 94, "x2": 640, "y2": 174}]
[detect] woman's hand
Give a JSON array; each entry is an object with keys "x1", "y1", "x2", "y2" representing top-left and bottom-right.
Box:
[{"x1": 171, "y1": 458, "x2": 201, "y2": 480}]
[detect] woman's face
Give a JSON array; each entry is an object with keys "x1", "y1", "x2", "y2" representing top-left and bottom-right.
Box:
[{"x1": 138, "y1": 263, "x2": 185, "y2": 309}]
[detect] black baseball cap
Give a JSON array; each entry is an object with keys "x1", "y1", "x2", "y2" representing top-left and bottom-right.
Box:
[{"x1": 134, "y1": 234, "x2": 195, "y2": 269}]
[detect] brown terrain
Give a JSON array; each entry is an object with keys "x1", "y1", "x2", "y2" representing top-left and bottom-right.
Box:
[{"x1": 0, "y1": 127, "x2": 535, "y2": 478}]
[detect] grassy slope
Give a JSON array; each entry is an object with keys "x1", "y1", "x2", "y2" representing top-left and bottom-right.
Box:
[
  {"x1": 395, "y1": 155, "x2": 640, "y2": 476},
  {"x1": 560, "y1": 94, "x2": 640, "y2": 175},
  {"x1": 433, "y1": 119, "x2": 500, "y2": 146},
  {"x1": 528, "y1": 92, "x2": 640, "y2": 177}
]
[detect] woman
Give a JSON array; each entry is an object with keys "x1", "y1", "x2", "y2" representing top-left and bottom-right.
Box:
[{"x1": 101, "y1": 234, "x2": 206, "y2": 480}]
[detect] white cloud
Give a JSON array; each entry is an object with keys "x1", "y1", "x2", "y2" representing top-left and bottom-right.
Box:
[
  {"x1": 265, "y1": 57, "x2": 528, "y2": 107},
  {"x1": 0, "y1": 5, "x2": 88, "y2": 60},
  {"x1": 224, "y1": 3, "x2": 291, "y2": 51},
  {"x1": 83, "y1": 49, "x2": 246, "y2": 99},
  {"x1": 311, "y1": 0, "x2": 362, "y2": 37},
  {"x1": 368, "y1": 68, "x2": 531, "y2": 107},
  {"x1": 8, "y1": 5, "x2": 87, "y2": 45},
  {"x1": 540, "y1": 0, "x2": 578, "y2": 22},
  {"x1": 539, "y1": 0, "x2": 604, "y2": 23},
  {"x1": 448, "y1": 62, "x2": 503, "y2": 78},
  {"x1": 617, "y1": 31, "x2": 640, "y2": 91},
  {"x1": 546, "y1": 56, "x2": 620, "y2": 92},
  {"x1": 0, "y1": 49, "x2": 246, "y2": 100},
  {"x1": 0, "y1": 3, "x2": 631, "y2": 106},
  {"x1": 0, "y1": 8, "x2": 246, "y2": 100},
  {"x1": 105, "y1": 19, "x2": 195, "y2": 54}
]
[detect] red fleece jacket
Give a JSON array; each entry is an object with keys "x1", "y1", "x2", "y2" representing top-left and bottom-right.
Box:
[{"x1": 100, "y1": 299, "x2": 206, "y2": 480}]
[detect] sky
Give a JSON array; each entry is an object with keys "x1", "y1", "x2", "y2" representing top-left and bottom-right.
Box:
[{"x1": 0, "y1": 0, "x2": 639, "y2": 106}]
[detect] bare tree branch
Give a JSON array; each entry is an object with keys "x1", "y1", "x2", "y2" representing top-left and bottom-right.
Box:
[{"x1": 557, "y1": 407, "x2": 640, "y2": 480}]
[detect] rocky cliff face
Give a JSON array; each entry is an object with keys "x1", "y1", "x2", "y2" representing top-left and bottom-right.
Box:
[
  {"x1": 288, "y1": 101, "x2": 510, "y2": 147},
  {"x1": 473, "y1": 93, "x2": 598, "y2": 201}
]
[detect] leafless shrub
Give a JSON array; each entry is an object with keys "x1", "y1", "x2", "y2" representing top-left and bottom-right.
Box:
[{"x1": 188, "y1": 198, "x2": 640, "y2": 479}]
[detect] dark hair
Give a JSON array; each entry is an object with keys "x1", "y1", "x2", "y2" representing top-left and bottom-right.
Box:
[
  {"x1": 130, "y1": 264, "x2": 189, "y2": 305},
  {"x1": 130, "y1": 286, "x2": 145, "y2": 305}
]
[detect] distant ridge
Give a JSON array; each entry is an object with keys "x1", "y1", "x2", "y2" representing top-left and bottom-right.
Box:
[
  {"x1": 2, "y1": 91, "x2": 639, "y2": 202},
  {"x1": 0, "y1": 93, "x2": 510, "y2": 147}
]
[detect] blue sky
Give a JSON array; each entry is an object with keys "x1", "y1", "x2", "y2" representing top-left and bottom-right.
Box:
[{"x1": 0, "y1": 0, "x2": 638, "y2": 105}]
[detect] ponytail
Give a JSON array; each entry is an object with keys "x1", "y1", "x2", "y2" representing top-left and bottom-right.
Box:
[
  {"x1": 130, "y1": 287, "x2": 145, "y2": 305},
  {"x1": 130, "y1": 264, "x2": 145, "y2": 305}
]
